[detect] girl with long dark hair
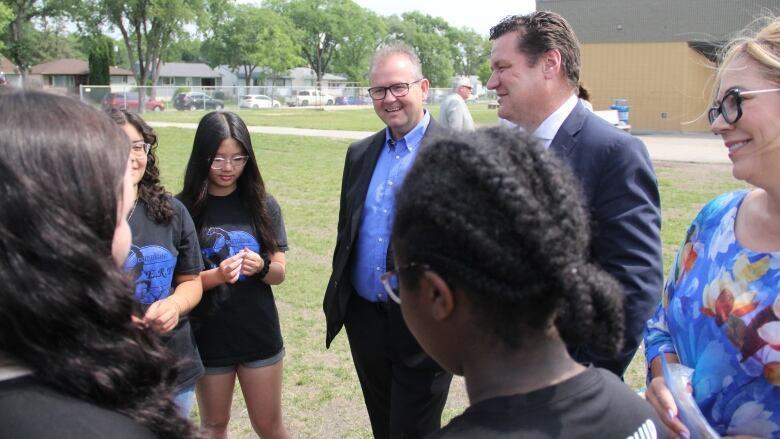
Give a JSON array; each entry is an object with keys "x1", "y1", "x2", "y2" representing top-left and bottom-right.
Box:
[
  {"x1": 106, "y1": 109, "x2": 204, "y2": 415},
  {"x1": 0, "y1": 91, "x2": 199, "y2": 438},
  {"x1": 179, "y1": 111, "x2": 290, "y2": 439}
]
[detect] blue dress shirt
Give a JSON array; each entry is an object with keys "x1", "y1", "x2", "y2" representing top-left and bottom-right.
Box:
[{"x1": 351, "y1": 111, "x2": 431, "y2": 302}]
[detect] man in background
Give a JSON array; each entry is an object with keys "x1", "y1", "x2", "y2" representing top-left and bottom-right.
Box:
[{"x1": 439, "y1": 76, "x2": 475, "y2": 131}]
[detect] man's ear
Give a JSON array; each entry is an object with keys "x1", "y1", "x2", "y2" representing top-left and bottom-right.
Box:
[
  {"x1": 541, "y1": 49, "x2": 562, "y2": 78},
  {"x1": 419, "y1": 271, "x2": 455, "y2": 321}
]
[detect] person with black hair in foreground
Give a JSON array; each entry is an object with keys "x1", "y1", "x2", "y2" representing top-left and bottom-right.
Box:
[
  {"x1": 0, "y1": 91, "x2": 198, "y2": 438},
  {"x1": 388, "y1": 127, "x2": 670, "y2": 439}
]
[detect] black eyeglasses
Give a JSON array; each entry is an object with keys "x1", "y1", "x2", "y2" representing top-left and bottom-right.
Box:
[
  {"x1": 708, "y1": 87, "x2": 780, "y2": 125},
  {"x1": 379, "y1": 262, "x2": 430, "y2": 304},
  {"x1": 368, "y1": 79, "x2": 424, "y2": 101},
  {"x1": 130, "y1": 141, "x2": 151, "y2": 158}
]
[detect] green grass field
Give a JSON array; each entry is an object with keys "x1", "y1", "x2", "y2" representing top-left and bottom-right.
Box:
[
  {"x1": 142, "y1": 103, "x2": 501, "y2": 131},
  {"x1": 152, "y1": 124, "x2": 746, "y2": 438}
]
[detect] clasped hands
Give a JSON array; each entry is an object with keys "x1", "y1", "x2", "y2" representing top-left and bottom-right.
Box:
[{"x1": 217, "y1": 247, "x2": 266, "y2": 284}]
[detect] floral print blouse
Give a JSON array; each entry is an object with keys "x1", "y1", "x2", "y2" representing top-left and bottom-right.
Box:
[{"x1": 645, "y1": 190, "x2": 780, "y2": 437}]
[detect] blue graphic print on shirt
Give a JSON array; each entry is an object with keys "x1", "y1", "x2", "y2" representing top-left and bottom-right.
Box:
[
  {"x1": 200, "y1": 227, "x2": 261, "y2": 281},
  {"x1": 123, "y1": 244, "x2": 177, "y2": 304}
]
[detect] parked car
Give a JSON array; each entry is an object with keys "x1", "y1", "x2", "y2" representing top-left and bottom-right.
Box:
[
  {"x1": 174, "y1": 92, "x2": 224, "y2": 111},
  {"x1": 335, "y1": 95, "x2": 371, "y2": 105},
  {"x1": 101, "y1": 91, "x2": 165, "y2": 112},
  {"x1": 239, "y1": 94, "x2": 281, "y2": 109},
  {"x1": 287, "y1": 89, "x2": 335, "y2": 107}
]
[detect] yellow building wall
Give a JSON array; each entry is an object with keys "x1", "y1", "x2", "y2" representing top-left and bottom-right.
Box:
[{"x1": 580, "y1": 42, "x2": 714, "y2": 133}]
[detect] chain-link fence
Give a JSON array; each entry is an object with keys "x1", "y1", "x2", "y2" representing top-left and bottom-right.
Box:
[{"x1": 80, "y1": 84, "x2": 496, "y2": 113}]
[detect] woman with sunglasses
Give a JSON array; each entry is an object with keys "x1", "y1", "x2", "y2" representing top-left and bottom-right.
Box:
[
  {"x1": 106, "y1": 109, "x2": 205, "y2": 416},
  {"x1": 179, "y1": 111, "x2": 289, "y2": 439},
  {"x1": 644, "y1": 17, "x2": 780, "y2": 438}
]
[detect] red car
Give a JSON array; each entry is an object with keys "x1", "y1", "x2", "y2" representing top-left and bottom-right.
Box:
[{"x1": 101, "y1": 92, "x2": 165, "y2": 112}]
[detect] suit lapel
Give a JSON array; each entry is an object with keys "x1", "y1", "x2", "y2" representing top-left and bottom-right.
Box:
[{"x1": 549, "y1": 101, "x2": 587, "y2": 159}]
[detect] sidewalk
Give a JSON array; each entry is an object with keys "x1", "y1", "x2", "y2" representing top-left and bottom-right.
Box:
[{"x1": 149, "y1": 122, "x2": 730, "y2": 165}]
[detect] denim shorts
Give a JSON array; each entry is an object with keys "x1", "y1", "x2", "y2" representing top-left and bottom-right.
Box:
[{"x1": 203, "y1": 348, "x2": 285, "y2": 375}]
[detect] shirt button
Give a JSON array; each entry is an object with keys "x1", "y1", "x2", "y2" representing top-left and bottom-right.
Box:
[
  {"x1": 376, "y1": 267, "x2": 381, "y2": 271},
  {"x1": 378, "y1": 238, "x2": 383, "y2": 242},
  {"x1": 388, "y1": 181, "x2": 393, "y2": 186},
  {"x1": 396, "y1": 155, "x2": 400, "y2": 159},
  {"x1": 383, "y1": 209, "x2": 388, "y2": 214}
]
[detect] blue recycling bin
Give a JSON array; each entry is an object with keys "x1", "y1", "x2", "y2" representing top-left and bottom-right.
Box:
[{"x1": 610, "y1": 98, "x2": 630, "y2": 125}]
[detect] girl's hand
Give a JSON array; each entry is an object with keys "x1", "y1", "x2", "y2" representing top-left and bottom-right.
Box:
[
  {"x1": 239, "y1": 247, "x2": 265, "y2": 277},
  {"x1": 143, "y1": 297, "x2": 181, "y2": 333},
  {"x1": 645, "y1": 376, "x2": 690, "y2": 437},
  {"x1": 218, "y1": 252, "x2": 245, "y2": 284}
]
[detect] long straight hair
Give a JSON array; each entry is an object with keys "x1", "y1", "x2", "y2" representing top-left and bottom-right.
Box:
[
  {"x1": 179, "y1": 111, "x2": 279, "y2": 254},
  {"x1": 0, "y1": 91, "x2": 198, "y2": 438}
]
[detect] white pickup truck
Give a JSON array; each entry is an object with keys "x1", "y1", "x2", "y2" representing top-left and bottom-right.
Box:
[{"x1": 288, "y1": 89, "x2": 335, "y2": 107}]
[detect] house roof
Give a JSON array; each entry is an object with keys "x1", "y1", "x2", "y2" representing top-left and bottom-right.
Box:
[
  {"x1": 0, "y1": 56, "x2": 18, "y2": 73},
  {"x1": 30, "y1": 58, "x2": 133, "y2": 76},
  {"x1": 158, "y1": 62, "x2": 221, "y2": 78},
  {"x1": 538, "y1": 0, "x2": 780, "y2": 44}
]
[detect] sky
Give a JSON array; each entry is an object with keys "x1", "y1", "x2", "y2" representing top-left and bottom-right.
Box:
[{"x1": 353, "y1": 0, "x2": 536, "y2": 36}]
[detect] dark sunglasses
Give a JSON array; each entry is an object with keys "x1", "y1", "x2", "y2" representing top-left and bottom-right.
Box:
[{"x1": 708, "y1": 87, "x2": 780, "y2": 125}]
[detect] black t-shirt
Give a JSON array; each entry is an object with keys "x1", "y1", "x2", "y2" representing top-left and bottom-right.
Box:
[
  {"x1": 191, "y1": 192, "x2": 288, "y2": 367},
  {"x1": 123, "y1": 196, "x2": 204, "y2": 391},
  {"x1": 0, "y1": 376, "x2": 154, "y2": 438},
  {"x1": 427, "y1": 367, "x2": 670, "y2": 439}
]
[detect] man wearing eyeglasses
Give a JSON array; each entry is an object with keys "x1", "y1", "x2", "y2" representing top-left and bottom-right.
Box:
[
  {"x1": 439, "y1": 76, "x2": 475, "y2": 131},
  {"x1": 486, "y1": 12, "x2": 663, "y2": 379},
  {"x1": 323, "y1": 42, "x2": 452, "y2": 439}
]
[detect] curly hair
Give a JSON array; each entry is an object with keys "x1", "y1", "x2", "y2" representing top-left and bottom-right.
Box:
[
  {"x1": 106, "y1": 108, "x2": 175, "y2": 224},
  {"x1": 392, "y1": 127, "x2": 624, "y2": 354},
  {"x1": 489, "y1": 11, "x2": 581, "y2": 88},
  {"x1": 0, "y1": 91, "x2": 198, "y2": 438}
]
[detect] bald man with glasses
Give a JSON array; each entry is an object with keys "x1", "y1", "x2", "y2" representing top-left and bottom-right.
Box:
[{"x1": 323, "y1": 42, "x2": 452, "y2": 439}]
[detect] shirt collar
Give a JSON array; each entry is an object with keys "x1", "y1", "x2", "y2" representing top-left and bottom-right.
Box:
[
  {"x1": 385, "y1": 110, "x2": 431, "y2": 152},
  {"x1": 533, "y1": 94, "x2": 578, "y2": 148},
  {"x1": 0, "y1": 356, "x2": 31, "y2": 382}
]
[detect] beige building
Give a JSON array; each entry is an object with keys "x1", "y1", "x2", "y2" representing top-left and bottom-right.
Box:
[{"x1": 540, "y1": 0, "x2": 780, "y2": 133}]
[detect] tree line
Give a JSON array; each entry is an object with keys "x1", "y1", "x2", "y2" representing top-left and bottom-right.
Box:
[{"x1": 0, "y1": 0, "x2": 493, "y2": 88}]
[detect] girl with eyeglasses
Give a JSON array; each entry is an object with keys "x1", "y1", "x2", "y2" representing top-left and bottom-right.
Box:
[
  {"x1": 0, "y1": 91, "x2": 199, "y2": 438},
  {"x1": 644, "y1": 17, "x2": 780, "y2": 438},
  {"x1": 179, "y1": 111, "x2": 290, "y2": 439},
  {"x1": 106, "y1": 109, "x2": 205, "y2": 416}
]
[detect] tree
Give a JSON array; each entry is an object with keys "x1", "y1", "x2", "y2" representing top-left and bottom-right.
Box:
[
  {"x1": 0, "y1": 3, "x2": 12, "y2": 52},
  {"x1": 76, "y1": 0, "x2": 204, "y2": 109},
  {"x1": 450, "y1": 29, "x2": 489, "y2": 77},
  {"x1": 329, "y1": 8, "x2": 384, "y2": 84},
  {"x1": 384, "y1": 12, "x2": 454, "y2": 87},
  {"x1": 86, "y1": 34, "x2": 113, "y2": 85},
  {"x1": 266, "y1": 0, "x2": 381, "y2": 84},
  {"x1": 203, "y1": 4, "x2": 301, "y2": 87},
  {"x1": 167, "y1": 35, "x2": 202, "y2": 62},
  {"x1": 1, "y1": 0, "x2": 69, "y2": 80}
]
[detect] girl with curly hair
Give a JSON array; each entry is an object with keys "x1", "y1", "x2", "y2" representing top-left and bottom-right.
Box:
[{"x1": 106, "y1": 109, "x2": 204, "y2": 415}]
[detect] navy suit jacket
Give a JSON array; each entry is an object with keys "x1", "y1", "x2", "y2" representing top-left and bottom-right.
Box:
[{"x1": 550, "y1": 102, "x2": 663, "y2": 377}]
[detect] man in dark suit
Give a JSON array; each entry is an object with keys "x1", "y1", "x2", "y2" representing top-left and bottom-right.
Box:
[
  {"x1": 323, "y1": 43, "x2": 452, "y2": 439},
  {"x1": 486, "y1": 11, "x2": 663, "y2": 377}
]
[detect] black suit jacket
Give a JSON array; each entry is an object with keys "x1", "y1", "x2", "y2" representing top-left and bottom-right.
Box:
[
  {"x1": 324, "y1": 118, "x2": 444, "y2": 349},
  {"x1": 550, "y1": 102, "x2": 663, "y2": 376}
]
